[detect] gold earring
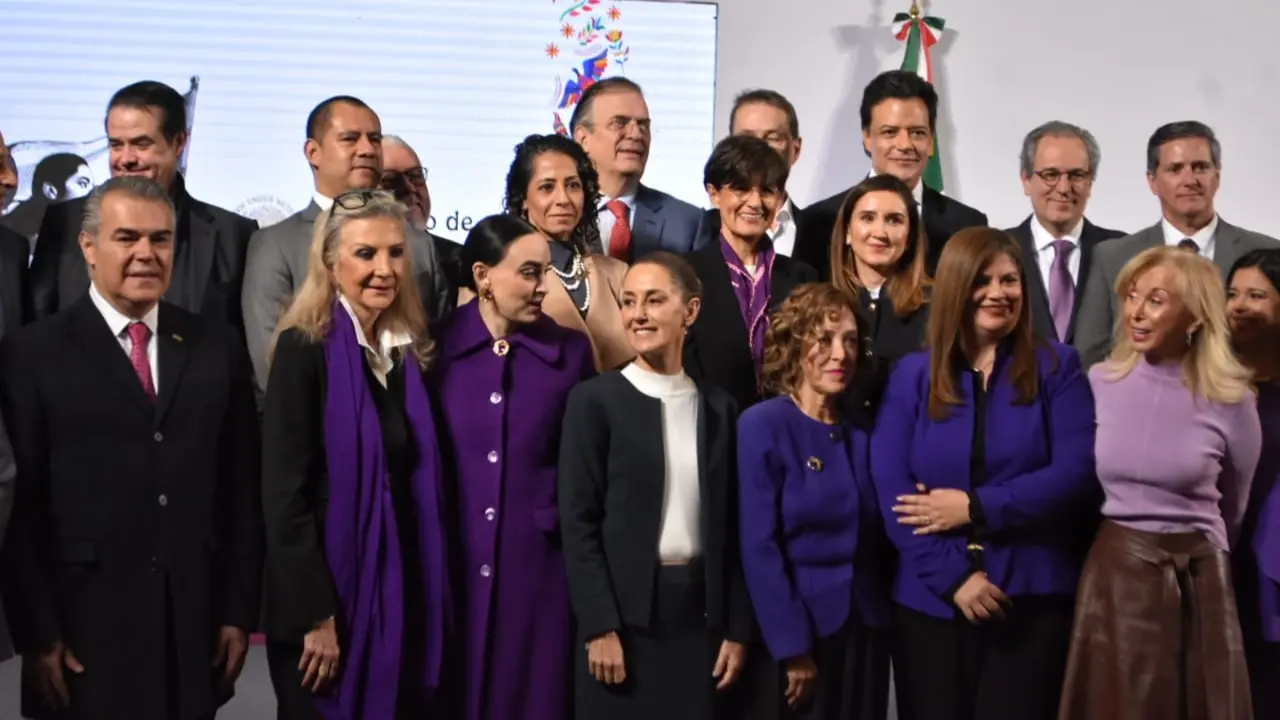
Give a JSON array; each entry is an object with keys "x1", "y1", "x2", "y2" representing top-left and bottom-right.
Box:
[{"x1": 481, "y1": 285, "x2": 494, "y2": 303}]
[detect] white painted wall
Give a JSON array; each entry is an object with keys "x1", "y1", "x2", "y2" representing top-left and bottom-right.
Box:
[{"x1": 660, "y1": 0, "x2": 1280, "y2": 235}]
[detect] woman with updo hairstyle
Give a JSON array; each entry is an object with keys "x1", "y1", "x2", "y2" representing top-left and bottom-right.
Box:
[
  {"x1": 559, "y1": 250, "x2": 751, "y2": 719},
  {"x1": 1059, "y1": 246, "x2": 1261, "y2": 719},
  {"x1": 433, "y1": 214, "x2": 596, "y2": 720},
  {"x1": 737, "y1": 283, "x2": 893, "y2": 720},
  {"x1": 495, "y1": 132, "x2": 631, "y2": 371}
]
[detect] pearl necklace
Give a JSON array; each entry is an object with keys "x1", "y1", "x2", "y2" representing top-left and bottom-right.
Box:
[{"x1": 552, "y1": 250, "x2": 591, "y2": 314}]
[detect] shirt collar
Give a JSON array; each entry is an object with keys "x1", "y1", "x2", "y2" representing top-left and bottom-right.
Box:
[
  {"x1": 313, "y1": 192, "x2": 334, "y2": 211},
  {"x1": 89, "y1": 283, "x2": 159, "y2": 338},
  {"x1": 337, "y1": 294, "x2": 412, "y2": 363},
  {"x1": 599, "y1": 192, "x2": 637, "y2": 211},
  {"x1": 772, "y1": 198, "x2": 795, "y2": 233},
  {"x1": 440, "y1": 301, "x2": 563, "y2": 364},
  {"x1": 1160, "y1": 213, "x2": 1219, "y2": 250},
  {"x1": 1031, "y1": 216, "x2": 1084, "y2": 252}
]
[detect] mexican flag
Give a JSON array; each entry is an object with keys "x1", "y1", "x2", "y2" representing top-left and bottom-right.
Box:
[{"x1": 892, "y1": 7, "x2": 946, "y2": 192}]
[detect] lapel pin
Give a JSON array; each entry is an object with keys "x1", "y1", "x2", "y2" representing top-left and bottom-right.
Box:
[
  {"x1": 807, "y1": 457, "x2": 823, "y2": 472},
  {"x1": 493, "y1": 339, "x2": 510, "y2": 357},
  {"x1": 172, "y1": 334, "x2": 183, "y2": 343}
]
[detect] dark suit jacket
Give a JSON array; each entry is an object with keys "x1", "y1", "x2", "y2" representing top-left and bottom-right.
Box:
[
  {"x1": 629, "y1": 184, "x2": 706, "y2": 260},
  {"x1": 0, "y1": 225, "x2": 28, "y2": 334},
  {"x1": 684, "y1": 242, "x2": 818, "y2": 412},
  {"x1": 558, "y1": 369, "x2": 752, "y2": 643},
  {"x1": 0, "y1": 296, "x2": 262, "y2": 720},
  {"x1": 1006, "y1": 216, "x2": 1126, "y2": 345},
  {"x1": 795, "y1": 183, "x2": 989, "y2": 278},
  {"x1": 27, "y1": 175, "x2": 258, "y2": 336},
  {"x1": 432, "y1": 231, "x2": 464, "y2": 305}
]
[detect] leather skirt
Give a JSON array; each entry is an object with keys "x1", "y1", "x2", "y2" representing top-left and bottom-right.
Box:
[{"x1": 1058, "y1": 520, "x2": 1252, "y2": 720}]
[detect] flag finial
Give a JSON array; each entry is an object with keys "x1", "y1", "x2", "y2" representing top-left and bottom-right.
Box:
[{"x1": 909, "y1": 1, "x2": 921, "y2": 20}]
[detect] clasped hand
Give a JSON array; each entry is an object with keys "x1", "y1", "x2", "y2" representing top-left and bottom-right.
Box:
[{"x1": 892, "y1": 483, "x2": 972, "y2": 535}]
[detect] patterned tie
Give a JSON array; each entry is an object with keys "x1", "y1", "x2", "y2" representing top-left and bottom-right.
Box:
[
  {"x1": 605, "y1": 199, "x2": 632, "y2": 261},
  {"x1": 1048, "y1": 239, "x2": 1076, "y2": 342},
  {"x1": 127, "y1": 322, "x2": 156, "y2": 401},
  {"x1": 1178, "y1": 238, "x2": 1200, "y2": 253}
]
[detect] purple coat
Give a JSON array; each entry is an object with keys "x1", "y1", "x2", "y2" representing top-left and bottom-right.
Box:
[{"x1": 433, "y1": 303, "x2": 595, "y2": 720}]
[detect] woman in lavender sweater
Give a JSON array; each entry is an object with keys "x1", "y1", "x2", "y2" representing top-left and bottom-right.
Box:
[
  {"x1": 1226, "y1": 248, "x2": 1280, "y2": 718},
  {"x1": 1059, "y1": 246, "x2": 1261, "y2": 720}
]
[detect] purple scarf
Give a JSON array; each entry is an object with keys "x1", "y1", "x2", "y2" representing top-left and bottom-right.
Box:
[
  {"x1": 316, "y1": 302, "x2": 450, "y2": 719},
  {"x1": 719, "y1": 234, "x2": 775, "y2": 388}
]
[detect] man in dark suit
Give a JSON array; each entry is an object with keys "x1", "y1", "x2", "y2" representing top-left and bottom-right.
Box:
[
  {"x1": 694, "y1": 89, "x2": 812, "y2": 255},
  {"x1": 27, "y1": 81, "x2": 258, "y2": 336},
  {"x1": 1075, "y1": 121, "x2": 1280, "y2": 367},
  {"x1": 794, "y1": 70, "x2": 988, "y2": 278},
  {"x1": 381, "y1": 134, "x2": 462, "y2": 304},
  {"x1": 0, "y1": 176, "x2": 262, "y2": 719},
  {"x1": 1005, "y1": 121, "x2": 1126, "y2": 345},
  {"x1": 571, "y1": 77, "x2": 704, "y2": 260}
]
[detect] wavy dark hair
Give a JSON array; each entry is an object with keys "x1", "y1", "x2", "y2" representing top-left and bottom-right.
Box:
[{"x1": 503, "y1": 133, "x2": 602, "y2": 254}]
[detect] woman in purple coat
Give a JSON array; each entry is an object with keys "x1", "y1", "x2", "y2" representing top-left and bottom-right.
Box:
[{"x1": 433, "y1": 214, "x2": 596, "y2": 720}]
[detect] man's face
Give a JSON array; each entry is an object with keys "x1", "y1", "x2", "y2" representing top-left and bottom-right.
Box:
[
  {"x1": 107, "y1": 106, "x2": 185, "y2": 190},
  {"x1": 1147, "y1": 137, "x2": 1220, "y2": 223},
  {"x1": 0, "y1": 133, "x2": 16, "y2": 213},
  {"x1": 731, "y1": 101, "x2": 801, "y2": 168},
  {"x1": 81, "y1": 192, "x2": 174, "y2": 314},
  {"x1": 862, "y1": 98, "x2": 932, "y2": 188},
  {"x1": 381, "y1": 142, "x2": 431, "y2": 232},
  {"x1": 1021, "y1": 134, "x2": 1093, "y2": 232},
  {"x1": 575, "y1": 90, "x2": 651, "y2": 181},
  {"x1": 306, "y1": 103, "x2": 382, "y2": 199}
]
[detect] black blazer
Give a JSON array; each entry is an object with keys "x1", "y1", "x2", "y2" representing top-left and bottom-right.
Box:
[
  {"x1": 558, "y1": 370, "x2": 753, "y2": 643},
  {"x1": 0, "y1": 225, "x2": 28, "y2": 333},
  {"x1": 28, "y1": 175, "x2": 258, "y2": 334},
  {"x1": 431, "y1": 231, "x2": 464, "y2": 306},
  {"x1": 0, "y1": 296, "x2": 261, "y2": 720},
  {"x1": 1006, "y1": 216, "x2": 1126, "y2": 344},
  {"x1": 794, "y1": 183, "x2": 989, "y2": 278},
  {"x1": 684, "y1": 242, "x2": 818, "y2": 412}
]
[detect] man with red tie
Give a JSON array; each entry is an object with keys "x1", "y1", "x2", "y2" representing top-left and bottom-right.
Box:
[
  {"x1": 570, "y1": 77, "x2": 705, "y2": 261},
  {"x1": 0, "y1": 176, "x2": 262, "y2": 720}
]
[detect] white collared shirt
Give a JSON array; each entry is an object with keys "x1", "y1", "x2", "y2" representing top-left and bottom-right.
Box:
[
  {"x1": 337, "y1": 295, "x2": 412, "y2": 387},
  {"x1": 1161, "y1": 214, "x2": 1219, "y2": 261},
  {"x1": 313, "y1": 192, "x2": 334, "y2": 212},
  {"x1": 769, "y1": 198, "x2": 798, "y2": 257},
  {"x1": 89, "y1": 283, "x2": 160, "y2": 392},
  {"x1": 1031, "y1": 216, "x2": 1084, "y2": 287},
  {"x1": 597, "y1": 192, "x2": 637, "y2": 252}
]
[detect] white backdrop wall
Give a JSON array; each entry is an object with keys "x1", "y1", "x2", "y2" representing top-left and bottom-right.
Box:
[{"x1": 688, "y1": 0, "x2": 1280, "y2": 236}]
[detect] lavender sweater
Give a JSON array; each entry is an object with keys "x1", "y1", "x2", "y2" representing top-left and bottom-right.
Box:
[{"x1": 1091, "y1": 359, "x2": 1262, "y2": 551}]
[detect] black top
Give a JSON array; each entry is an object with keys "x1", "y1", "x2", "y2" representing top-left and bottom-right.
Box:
[{"x1": 0, "y1": 224, "x2": 29, "y2": 335}]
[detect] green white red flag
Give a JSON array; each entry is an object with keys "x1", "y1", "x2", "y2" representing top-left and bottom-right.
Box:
[{"x1": 892, "y1": 4, "x2": 947, "y2": 192}]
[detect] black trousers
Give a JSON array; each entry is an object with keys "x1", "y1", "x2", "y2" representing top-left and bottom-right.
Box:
[
  {"x1": 265, "y1": 640, "x2": 322, "y2": 720},
  {"x1": 891, "y1": 596, "x2": 1073, "y2": 720}
]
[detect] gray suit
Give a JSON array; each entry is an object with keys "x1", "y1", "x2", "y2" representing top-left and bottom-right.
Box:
[
  {"x1": 241, "y1": 201, "x2": 449, "y2": 404},
  {"x1": 1074, "y1": 219, "x2": 1280, "y2": 368}
]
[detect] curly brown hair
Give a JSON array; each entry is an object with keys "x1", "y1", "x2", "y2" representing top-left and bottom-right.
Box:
[{"x1": 762, "y1": 283, "x2": 867, "y2": 396}]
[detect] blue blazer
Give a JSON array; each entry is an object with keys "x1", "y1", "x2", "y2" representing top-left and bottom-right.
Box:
[
  {"x1": 870, "y1": 342, "x2": 1097, "y2": 618},
  {"x1": 631, "y1": 184, "x2": 706, "y2": 258},
  {"x1": 738, "y1": 397, "x2": 892, "y2": 661}
]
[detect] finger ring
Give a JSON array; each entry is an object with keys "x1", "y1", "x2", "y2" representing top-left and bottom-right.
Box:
[{"x1": 318, "y1": 666, "x2": 329, "y2": 677}]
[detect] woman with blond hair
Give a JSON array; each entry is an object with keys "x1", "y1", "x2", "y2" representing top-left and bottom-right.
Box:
[
  {"x1": 1059, "y1": 245, "x2": 1261, "y2": 720},
  {"x1": 261, "y1": 189, "x2": 451, "y2": 719}
]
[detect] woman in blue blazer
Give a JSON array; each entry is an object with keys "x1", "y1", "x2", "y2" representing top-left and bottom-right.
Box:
[
  {"x1": 870, "y1": 227, "x2": 1097, "y2": 720},
  {"x1": 738, "y1": 283, "x2": 892, "y2": 720}
]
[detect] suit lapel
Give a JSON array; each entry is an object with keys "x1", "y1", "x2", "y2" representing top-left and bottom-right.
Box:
[
  {"x1": 153, "y1": 306, "x2": 191, "y2": 428},
  {"x1": 1213, "y1": 219, "x2": 1244, "y2": 278},
  {"x1": 632, "y1": 186, "x2": 665, "y2": 258},
  {"x1": 183, "y1": 201, "x2": 218, "y2": 314},
  {"x1": 697, "y1": 246, "x2": 752, "y2": 351},
  {"x1": 768, "y1": 257, "x2": 804, "y2": 310},
  {"x1": 1068, "y1": 221, "x2": 1106, "y2": 338},
  {"x1": 66, "y1": 297, "x2": 154, "y2": 419},
  {"x1": 1011, "y1": 218, "x2": 1056, "y2": 341},
  {"x1": 696, "y1": 389, "x2": 716, "y2": 547}
]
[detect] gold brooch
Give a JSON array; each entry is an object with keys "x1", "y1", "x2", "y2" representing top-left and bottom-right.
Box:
[
  {"x1": 807, "y1": 457, "x2": 823, "y2": 472},
  {"x1": 493, "y1": 339, "x2": 510, "y2": 357}
]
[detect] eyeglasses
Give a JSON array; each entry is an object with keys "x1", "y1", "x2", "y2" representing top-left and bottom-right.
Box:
[
  {"x1": 1033, "y1": 169, "x2": 1092, "y2": 186},
  {"x1": 333, "y1": 188, "x2": 396, "y2": 212},
  {"x1": 382, "y1": 166, "x2": 428, "y2": 188}
]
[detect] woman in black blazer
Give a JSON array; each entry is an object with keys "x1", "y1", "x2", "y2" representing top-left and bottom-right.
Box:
[
  {"x1": 261, "y1": 190, "x2": 451, "y2": 719},
  {"x1": 684, "y1": 134, "x2": 819, "y2": 413},
  {"x1": 559, "y1": 251, "x2": 753, "y2": 719}
]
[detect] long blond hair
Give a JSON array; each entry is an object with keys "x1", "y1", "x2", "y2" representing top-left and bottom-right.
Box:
[
  {"x1": 269, "y1": 189, "x2": 434, "y2": 368},
  {"x1": 1103, "y1": 245, "x2": 1250, "y2": 403}
]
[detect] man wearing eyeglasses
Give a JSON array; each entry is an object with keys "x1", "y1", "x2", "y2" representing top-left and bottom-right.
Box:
[
  {"x1": 380, "y1": 135, "x2": 461, "y2": 304},
  {"x1": 1005, "y1": 121, "x2": 1126, "y2": 347}
]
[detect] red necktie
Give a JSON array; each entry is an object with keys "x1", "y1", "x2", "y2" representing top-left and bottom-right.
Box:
[
  {"x1": 605, "y1": 199, "x2": 632, "y2": 261},
  {"x1": 127, "y1": 322, "x2": 156, "y2": 401}
]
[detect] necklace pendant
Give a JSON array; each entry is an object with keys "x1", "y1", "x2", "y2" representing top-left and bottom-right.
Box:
[{"x1": 493, "y1": 339, "x2": 510, "y2": 357}]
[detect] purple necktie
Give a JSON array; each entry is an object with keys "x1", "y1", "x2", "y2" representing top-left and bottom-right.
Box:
[{"x1": 1049, "y1": 239, "x2": 1075, "y2": 341}]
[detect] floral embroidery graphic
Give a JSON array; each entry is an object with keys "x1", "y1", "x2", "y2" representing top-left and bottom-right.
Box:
[{"x1": 549, "y1": 0, "x2": 631, "y2": 136}]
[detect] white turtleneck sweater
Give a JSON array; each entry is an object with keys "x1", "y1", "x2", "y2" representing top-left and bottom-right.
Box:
[{"x1": 621, "y1": 362, "x2": 703, "y2": 561}]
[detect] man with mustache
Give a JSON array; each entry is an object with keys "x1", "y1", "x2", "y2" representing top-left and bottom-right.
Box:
[
  {"x1": 1074, "y1": 121, "x2": 1280, "y2": 367},
  {"x1": 380, "y1": 134, "x2": 462, "y2": 304},
  {"x1": 27, "y1": 81, "x2": 259, "y2": 334},
  {"x1": 240, "y1": 96, "x2": 449, "y2": 405},
  {"x1": 794, "y1": 70, "x2": 988, "y2": 277},
  {"x1": 1006, "y1": 121, "x2": 1126, "y2": 345},
  {"x1": 571, "y1": 77, "x2": 704, "y2": 261}
]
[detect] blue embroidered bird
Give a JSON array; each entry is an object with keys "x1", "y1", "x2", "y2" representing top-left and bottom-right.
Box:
[{"x1": 556, "y1": 49, "x2": 609, "y2": 109}]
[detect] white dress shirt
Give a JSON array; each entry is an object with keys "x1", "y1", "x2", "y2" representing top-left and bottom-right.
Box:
[
  {"x1": 90, "y1": 283, "x2": 160, "y2": 392},
  {"x1": 769, "y1": 198, "x2": 798, "y2": 257},
  {"x1": 1031, "y1": 216, "x2": 1084, "y2": 287},
  {"x1": 313, "y1": 192, "x2": 334, "y2": 211},
  {"x1": 597, "y1": 192, "x2": 637, "y2": 252},
  {"x1": 338, "y1": 295, "x2": 412, "y2": 388},
  {"x1": 1161, "y1": 214, "x2": 1219, "y2": 261}
]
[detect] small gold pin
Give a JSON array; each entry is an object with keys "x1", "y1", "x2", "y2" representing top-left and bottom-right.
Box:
[
  {"x1": 172, "y1": 334, "x2": 183, "y2": 343},
  {"x1": 807, "y1": 457, "x2": 823, "y2": 472},
  {"x1": 493, "y1": 339, "x2": 510, "y2": 357}
]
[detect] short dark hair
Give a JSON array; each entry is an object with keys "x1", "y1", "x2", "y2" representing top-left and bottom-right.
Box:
[
  {"x1": 859, "y1": 70, "x2": 938, "y2": 133},
  {"x1": 1146, "y1": 121, "x2": 1221, "y2": 174},
  {"x1": 569, "y1": 77, "x2": 645, "y2": 134},
  {"x1": 306, "y1": 95, "x2": 374, "y2": 141},
  {"x1": 32, "y1": 153, "x2": 89, "y2": 199},
  {"x1": 702, "y1": 135, "x2": 789, "y2": 193},
  {"x1": 459, "y1": 214, "x2": 542, "y2": 292},
  {"x1": 503, "y1": 133, "x2": 602, "y2": 254},
  {"x1": 105, "y1": 81, "x2": 187, "y2": 142},
  {"x1": 1227, "y1": 248, "x2": 1280, "y2": 299},
  {"x1": 631, "y1": 251, "x2": 702, "y2": 301},
  {"x1": 730, "y1": 89, "x2": 800, "y2": 139}
]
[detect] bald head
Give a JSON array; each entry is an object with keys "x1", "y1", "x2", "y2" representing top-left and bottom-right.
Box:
[{"x1": 380, "y1": 135, "x2": 431, "y2": 231}]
